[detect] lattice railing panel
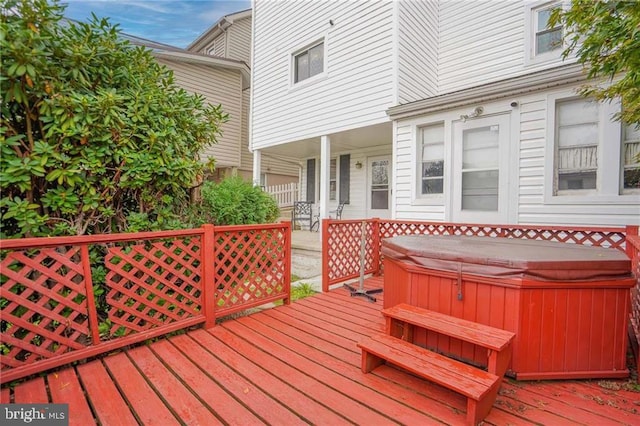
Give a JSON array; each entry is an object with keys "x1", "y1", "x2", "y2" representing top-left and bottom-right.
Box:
[
  {"x1": 0, "y1": 246, "x2": 90, "y2": 372},
  {"x1": 105, "y1": 238, "x2": 202, "y2": 337},
  {"x1": 213, "y1": 228, "x2": 288, "y2": 314},
  {"x1": 628, "y1": 236, "x2": 640, "y2": 367},
  {"x1": 325, "y1": 221, "x2": 376, "y2": 283},
  {"x1": 325, "y1": 219, "x2": 632, "y2": 285}
]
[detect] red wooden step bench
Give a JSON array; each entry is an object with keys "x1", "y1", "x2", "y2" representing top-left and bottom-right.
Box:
[
  {"x1": 383, "y1": 303, "x2": 515, "y2": 378},
  {"x1": 358, "y1": 333, "x2": 501, "y2": 426}
]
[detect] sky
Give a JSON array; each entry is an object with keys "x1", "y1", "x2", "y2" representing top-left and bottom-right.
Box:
[{"x1": 62, "y1": 0, "x2": 252, "y2": 48}]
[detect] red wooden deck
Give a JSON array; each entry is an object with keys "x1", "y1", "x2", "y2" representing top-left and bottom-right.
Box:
[{"x1": 2, "y1": 277, "x2": 639, "y2": 425}]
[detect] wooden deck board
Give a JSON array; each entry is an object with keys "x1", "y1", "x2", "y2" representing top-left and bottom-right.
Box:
[
  {"x1": 208, "y1": 323, "x2": 401, "y2": 425},
  {"x1": 189, "y1": 329, "x2": 352, "y2": 425},
  {"x1": 102, "y1": 352, "x2": 178, "y2": 425},
  {"x1": 1, "y1": 279, "x2": 638, "y2": 425},
  {"x1": 13, "y1": 377, "x2": 48, "y2": 403},
  {"x1": 167, "y1": 334, "x2": 308, "y2": 426},
  {"x1": 126, "y1": 345, "x2": 223, "y2": 425},
  {"x1": 77, "y1": 360, "x2": 139, "y2": 425},
  {"x1": 48, "y1": 368, "x2": 96, "y2": 426}
]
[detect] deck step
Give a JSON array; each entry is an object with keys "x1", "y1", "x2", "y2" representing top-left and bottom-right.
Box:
[
  {"x1": 358, "y1": 333, "x2": 499, "y2": 400},
  {"x1": 383, "y1": 303, "x2": 515, "y2": 351}
]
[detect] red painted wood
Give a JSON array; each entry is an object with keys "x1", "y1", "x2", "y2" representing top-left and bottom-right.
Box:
[
  {"x1": 165, "y1": 335, "x2": 305, "y2": 425},
  {"x1": 80, "y1": 245, "x2": 100, "y2": 345},
  {"x1": 383, "y1": 304, "x2": 515, "y2": 350},
  {"x1": 149, "y1": 339, "x2": 264, "y2": 425},
  {"x1": 0, "y1": 387, "x2": 10, "y2": 403},
  {"x1": 223, "y1": 316, "x2": 441, "y2": 425},
  {"x1": 249, "y1": 309, "x2": 474, "y2": 426},
  {"x1": 202, "y1": 224, "x2": 216, "y2": 327},
  {"x1": 102, "y1": 352, "x2": 177, "y2": 425},
  {"x1": 208, "y1": 325, "x2": 396, "y2": 425},
  {"x1": 190, "y1": 328, "x2": 353, "y2": 425},
  {"x1": 127, "y1": 345, "x2": 222, "y2": 425},
  {"x1": 77, "y1": 360, "x2": 138, "y2": 425},
  {"x1": 383, "y1": 254, "x2": 633, "y2": 380},
  {"x1": 48, "y1": 369, "x2": 95, "y2": 426},
  {"x1": 12, "y1": 377, "x2": 48, "y2": 403}
]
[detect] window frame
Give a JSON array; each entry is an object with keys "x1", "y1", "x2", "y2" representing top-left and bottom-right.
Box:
[
  {"x1": 622, "y1": 123, "x2": 640, "y2": 194},
  {"x1": 544, "y1": 90, "x2": 637, "y2": 204},
  {"x1": 524, "y1": 1, "x2": 564, "y2": 66},
  {"x1": 418, "y1": 123, "x2": 445, "y2": 197},
  {"x1": 291, "y1": 39, "x2": 325, "y2": 86}
]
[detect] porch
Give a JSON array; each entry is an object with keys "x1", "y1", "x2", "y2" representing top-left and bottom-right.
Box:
[{"x1": 3, "y1": 278, "x2": 638, "y2": 425}]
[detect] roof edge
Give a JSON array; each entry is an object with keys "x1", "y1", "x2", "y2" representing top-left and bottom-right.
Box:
[
  {"x1": 187, "y1": 8, "x2": 252, "y2": 52},
  {"x1": 386, "y1": 63, "x2": 588, "y2": 120}
]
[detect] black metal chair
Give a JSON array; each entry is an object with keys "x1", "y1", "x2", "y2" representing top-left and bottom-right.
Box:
[
  {"x1": 291, "y1": 201, "x2": 314, "y2": 231},
  {"x1": 329, "y1": 202, "x2": 345, "y2": 220}
]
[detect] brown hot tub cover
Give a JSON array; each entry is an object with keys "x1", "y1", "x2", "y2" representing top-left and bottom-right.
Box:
[{"x1": 381, "y1": 235, "x2": 631, "y2": 281}]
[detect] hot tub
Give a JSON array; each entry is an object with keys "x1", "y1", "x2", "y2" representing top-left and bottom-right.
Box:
[{"x1": 382, "y1": 235, "x2": 634, "y2": 380}]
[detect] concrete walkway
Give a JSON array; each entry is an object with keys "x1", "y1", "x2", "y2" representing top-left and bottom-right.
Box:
[{"x1": 290, "y1": 230, "x2": 322, "y2": 291}]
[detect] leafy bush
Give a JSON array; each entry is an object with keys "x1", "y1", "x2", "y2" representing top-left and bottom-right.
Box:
[
  {"x1": 193, "y1": 177, "x2": 279, "y2": 225},
  {"x1": 0, "y1": 0, "x2": 226, "y2": 238}
]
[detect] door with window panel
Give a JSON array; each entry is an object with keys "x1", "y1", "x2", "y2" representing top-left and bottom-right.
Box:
[
  {"x1": 367, "y1": 156, "x2": 391, "y2": 218},
  {"x1": 452, "y1": 114, "x2": 510, "y2": 223}
]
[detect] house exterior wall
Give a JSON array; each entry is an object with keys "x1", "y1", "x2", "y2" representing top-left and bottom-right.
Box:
[
  {"x1": 251, "y1": 0, "x2": 395, "y2": 150},
  {"x1": 227, "y1": 16, "x2": 252, "y2": 65},
  {"x1": 157, "y1": 58, "x2": 242, "y2": 167},
  {"x1": 393, "y1": 83, "x2": 639, "y2": 227},
  {"x1": 397, "y1": 0, "x2": 438, "y2": 104}
]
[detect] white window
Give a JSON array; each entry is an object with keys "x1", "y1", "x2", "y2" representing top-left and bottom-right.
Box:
[
  {"x1": 419, "y1": 124, "x2": 444, "y2": 195},
  {"x1": 534, "y1": 3, "x2": 562, "y2": 55},
  {"x1": 329, "y1": 158, "x2": 337, "y2": 200},
  {"x1": 525, "y1": 1, "x2": 563, "y2": 65},
  {"x1": 555, "y1": 98, "x2": 599, "y2": 192},
  {"x1": 547, "y1": 93, "x2": 637, "y2": 202},
  {"x1": 623, "y1": 123, "x2": 640, "y2": 192},
  {"x1": 461, "y1": 126, "x2": 500, "y2": 211},
  {"x1": 293, "y1": 41, "x2": 324, "y2": 84}
]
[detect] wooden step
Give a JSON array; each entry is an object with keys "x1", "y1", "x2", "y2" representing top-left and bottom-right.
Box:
[
  {"x1": 383, "y1": 303, "x2": 515, "y2": 377},
  {"x1": 383, "y1": 303, "x2": 515, "y2": 351},
  {"x1": 358, "y1": 333, "x2": 500, "y2": 426}
]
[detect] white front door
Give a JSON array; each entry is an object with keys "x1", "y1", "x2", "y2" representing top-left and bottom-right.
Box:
[
  {"x1": 367, "y1": 156, "x2": 392, "y2": 218},
  {"x1": 452, "y1": 114, "x2": 510, "y2": 223}
]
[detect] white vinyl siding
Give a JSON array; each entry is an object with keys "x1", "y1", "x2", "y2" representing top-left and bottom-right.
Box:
[
  {"x1": 157, "y1": 58, "x2": 242, "y2": 167},
  {"x1": 397, "y1": 0, "x2": 438, "y2": 103},
  {"x1": 393, "y1": 87, "x2": 640, "y2": 227},
  {"x1": 251, "y1": 0, "x2": 394, "y2": 149},
  {"x1": 438, "y1": 1, "x2": 523, "y2": 94}
]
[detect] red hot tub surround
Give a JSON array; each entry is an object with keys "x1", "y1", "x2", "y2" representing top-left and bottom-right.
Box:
[{"x1": 382, "y1": 235, "x2": 635, "y2": 380}]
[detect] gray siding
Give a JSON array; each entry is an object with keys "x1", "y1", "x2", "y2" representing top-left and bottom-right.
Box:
[
  {"x1": 158, "y1": 58, "x2": 242, "y2": 167},
  {"x1": 227, "y1": 16, "x2": 252, "y2": 65}
]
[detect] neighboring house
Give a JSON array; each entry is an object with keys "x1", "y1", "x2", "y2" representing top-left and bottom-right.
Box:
[
  {"x1": 250, "y1": 0, "x2": 639, "y2": 226},
  {"x1": 187, "y1": 9, "x2": 299, "y2": 188}
]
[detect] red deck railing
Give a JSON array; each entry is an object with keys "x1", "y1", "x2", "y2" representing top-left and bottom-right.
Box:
[
  {"x1": 322, "y1": 219, "x2": 636, "y2": 290},
  {"x1": 0, "y1": 222, "x2": 291, "y2": 384},
  {"x1": 322, "y1": 218, "x2": 640, "y2": 379},
  {"x1": 627, "y1": 234, "x2": 640, "y2": 377}
]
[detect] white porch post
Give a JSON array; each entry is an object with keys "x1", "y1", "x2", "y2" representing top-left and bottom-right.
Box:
[
  {"x1": 319, "y1": 135, "x2": 330, "y2": 220},
  {"x1": 252, "y1": 149, "x2": 262, "y2": 186}
]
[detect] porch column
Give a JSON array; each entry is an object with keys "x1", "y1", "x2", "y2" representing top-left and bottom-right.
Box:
[
  {"x1": 252, "y1": 149, "x2": 261, "y2": 186},
  {"x1": 319, "y1": 135, "x2": 330, "y2": 219}
]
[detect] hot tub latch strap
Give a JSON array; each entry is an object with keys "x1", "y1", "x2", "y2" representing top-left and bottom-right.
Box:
[{"x1": 456, "y1": 263, "x2": 463, "y2": 301}]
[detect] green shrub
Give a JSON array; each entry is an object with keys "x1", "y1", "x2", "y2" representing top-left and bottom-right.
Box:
[{"x1": 193, "y1": 177, "x2": 279, "y2": 225}]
